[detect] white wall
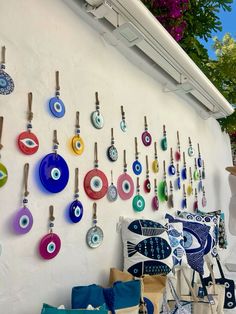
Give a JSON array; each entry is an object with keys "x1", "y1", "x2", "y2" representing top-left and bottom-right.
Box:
[{"x1": 0, "y1": 1, "x2": 234, "y2": 313}]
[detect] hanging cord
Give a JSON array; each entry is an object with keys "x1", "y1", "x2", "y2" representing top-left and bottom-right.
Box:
[
  {"x1": 93, "y1": 202, "x2": 97, "y2": 226},
  {"x1": 136, "y1": 177, "x2": 140, "y2": 194},
  {"x1": 55, "y1": 70, "x2": 60, "y2": 97},
  {"x1": 198, "y1": 143, "x2": 201, "y2": 157},
  {"x1": 94, "y1": 142, "x2": 98, "y2": 168},
  {"x1": 154, "y1": 141, "x2": 157, "y2": 159},
  {"x1": 177, "y1": 131, "x2": 180, "y2": 149},
  {"x1": 135, "y1": 137, "x2": 139, "y2": 159},
  {"x1": 53, "y1": 130, "x2": 59, "y2": 154},
  {"x1": 111, "y1": 128, "x2": 114, "y2": 145},
  {"x1": 144, "y1": 116, "x2": 148, "y2": 131},
  {"x1": 27, "y1": 92, "x2": 33, "y2": 124},
  {"x1": 49, "y1": 205, "x2": 55, "y2": 233},
  {"x1": 170, "y1": 147, "x2": 173, "y2": 163},
  {"x1": 146, "y1": 155, "x2": 149, "y2": 178},
  {"x1": 74, "y1": 168, "x2": 79, "y2": 198},
  {"x1": 23, "y1": 163, "x2": 30, "y2": 197},
  {"x1": 163, "y1": 160, "x2": 166, "y2": 179},
  {"x1": 110, "y1": 170, "x2": 114, "y2": 184},
  {"x1": 75, "y1": 111, "x2": 80, "y2": 130},
  {"x1": 123, "y1": 150, "x2": 127, "y2": 172},
  {"x1": 95, "y1": 92, "x2": 100, "y2": 115},
  {"x1": 121, "y1": 105, "x2": 125, "y2": 120},
  {"x1": 0, "y1": 116, "x2": 3, "y2": 150},
  {"x1": 1, "y1": 46, "x2": 6, "y2": 68},
  {"x1": 163, "y1": 125, "x2": 166, "y2": 136}
]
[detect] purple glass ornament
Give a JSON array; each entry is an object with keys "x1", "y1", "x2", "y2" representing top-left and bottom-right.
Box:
[{"x1": 13, "y1": 207, "x2": 33, "y2": 234}]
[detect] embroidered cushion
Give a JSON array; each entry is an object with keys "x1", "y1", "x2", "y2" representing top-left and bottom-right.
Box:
[{"x1": 121, "y1": 218, "x2": 173, "y2": 277}]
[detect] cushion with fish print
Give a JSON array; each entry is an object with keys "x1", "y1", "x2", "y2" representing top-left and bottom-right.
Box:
[
  {"x1": 176, "y1": 210, "x2": 219, "y2": 257},
  {"x1": 167, "y1": 222, "x2": 189, "y2": 269},
  {"x1": 165, "y1": 214, "x2": 210, "y2": 275},
  {"x1": 121, "y1": 218, "x2": 173, "y2": 277}
]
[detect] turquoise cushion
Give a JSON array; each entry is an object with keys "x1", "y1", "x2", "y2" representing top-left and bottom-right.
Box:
[{"x1": 41, "y1": 303, "x2": 108, "y2": 314}]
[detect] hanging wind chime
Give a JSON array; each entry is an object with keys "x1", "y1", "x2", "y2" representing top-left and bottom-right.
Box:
[
  {"x1": 175, "y1": 163, "x2": 181, "y2": 190},
  {"x1": 193, "y1": 188, "x2": 198, "y2": 212},
  {"x1": 86, "y1": 202, "x2": 104, "y2": 248},
  {"x1": 91, "y1": 92, "x2": 104, "y2": 129},
  {"x1": 120, "y1": 105, "x2": 127, "y2": 132},
  {"x1": 158, "y1": 160, "x2": 168, "y2": 202},
  {"x1": 107, "y1": 128, "x2": 118, "y2": 162},
  {"x1": 175, "y1": 131, "x2": 181, "y2": 161},
  {"x1": 181, "y1": 184, "x2": 187, "y2": 210},
  {"x1": 132, "y1": 137, "x2": 142, "y2": 175},
  {"x1": 141, "y1": 116, "x2": 152, "y2": 146},
  {"x1": 168, "y1": 148, "x2": 176, "y2": 176},
  {"x1": 0, "y1": 117, "x2": 8, "y2": 188},
  {"x1": 144, "y1": 155, "x2": 151, "y2": 193},
  {"x1": 39, "y1": 205, "x2": 61, "y2": 260},
  {"x1": 132, "y1": 177, "x2": 145, "y2": 212},
  {"x1": 13, "y1": 163, "x2": 33, "y2": 234},
  {"x1": 0, "y1": 46, "x2": 14, "y2": 95},
  {"x1": 71, "y1": 111, "x2": 84, "y2": 155},
  {"x1": 152, "y1": 141, "x2": 159, "y2": 173},
  {"x1": 197, "y1": 143, "x2": 202, "y2": 167},
  {"x1": 181, "y1": 152, "x2": 187, "y2": 180},
  {"x1": 168, "y1": 181, "x2": 174, "y2": 209},
  {"x1": 187, "y1": 167, "x2": 193, "y2": 196},
  {"x1": 84, "y1": 142, "x2": 108, "y2": 200},
  {"x1": 117, "y1": 150, "x2": 134, "y2": 200},
  {"x1": 49, "y1": 71, "x2": 65, "y2": 118},
  {"x1": 17, "y1": 92, "x2": 39, "y2": 155},
  {"x1": 161, "y1": 125, "x2": 167, "y2": 151},
  {"x1": 68, "y1": 168, "x2": 83, "y2": 223},
  {"x1": 152, "y1": 178, "x2": 159, "y2": 210},
  {"x1": 188, "y1": 137, "x2": 194, "y2": 157},
  {"x1": 107, "y1": 170, "x2": 118, "y2": 202},
  {"x1": 39, "y1": 130, "x2": 69, "y2": 193}
]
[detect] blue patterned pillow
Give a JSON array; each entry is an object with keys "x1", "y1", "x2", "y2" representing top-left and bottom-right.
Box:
[
  {"x1": 165, "y1": 214, "x2": 210, "y2": 274},
  {"x1": 121, "y1": 218, "x2": 173, "y2": 277}
]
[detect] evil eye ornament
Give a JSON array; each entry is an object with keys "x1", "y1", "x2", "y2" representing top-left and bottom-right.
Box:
[
  {"x1": 193, "y1": 170, "x2": 199, "y2": 181},
  {"x1": 91, "y1": 111, "x2": 104, "y2": 129},
  {"x1": 120, "y1": 120, "x2": 127, "y2": 132},
  {"x1": 71, "y1": 135, "x2": 84, "y2": 155},
  {"x1": 0, "y1": 70, "x2": 14, "y2": 95},
  {"x1": 198, "y1": 180, "x2": 203, "y2": 192},
  {"x1": 132, "y1": 160, "x2": 142, "y2": 175},
  {"x1": 142, "y1": 131, "x2": 152, "y2": 146},
  {"x1": 152, "y1": 160, "x2": 159, "y2": 173},
  {"x1": 175, "y1": 151, "x2": 181, "y2": 162},
  {"x1": 181, "y1": 198, "x2": 187, "y2": 210},
  {"x1": 161, "y1": 137, "x2": 167, "y2": 151},
  {"x1": 193, "y1": 201, "x2": 198, "y2": 212},
  {"x1": 117, "y1": 173, "x2": 134, "y2": 200},
  {"x1": 84, "y1": 169, "x2": 108, "y2": 200},
  {"x1": 152, "y1": 195, "x2": 159, "y2": 210},
  {"x1": 17, "y1": 131, "x2": 39, "y2": 155},
  {"x1": 107, "y1": 184, "x2": 118, "y2": 202},
  {"x1": 69, "y1": 200, "x2": 83, "y2": 223},
  {"x1": 188, "y1": 147, "x2": 195, "y2": 157},
  {"x1": 181, "y1": 168, "x2": 187, "y2": 180},
  {"x1": 86, "y1": 226, "x2": 103, "y2": 248},
  {"x1": 13, "y1": 207, "x2": 33, "y2": 234},
  {"x1": 198, "y1": 157, "x2": 202, "y2": 168},
  {"x1": 0, "y1": 163, "x2": 8, "y2": 187},
  {"x1": 187, "y1": 185, "x2": 193, "y2": 196},
  {"x1": 49, "y1": 97, "x2": 65, "y2": 118},
  {"x1": 39, "y1": 153, "x2": 69, "y2": 193},
  {"x1": 132, "y1": 195, "x2": 145, "y2": 212},
  {"x1": 168, "y1": 164, "x2": 176, "y2": 176},
  {"x1": 175, "y1": 177, "x2": 181, "y2": 190},
  {"x1": 107, "y1": 145, "x2": 118, "y2": 162},
  {"x1": 202, "y1": 196, "x2": 207, "y2": 207},
  {"x1": 39, "y1": 233, "x2": 61, "y2": 259},
  {"x1": 144, "y1": 178, "x2": 151, "y2": 193}
]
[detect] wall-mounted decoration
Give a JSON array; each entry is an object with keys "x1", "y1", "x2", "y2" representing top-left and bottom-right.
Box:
[
  {"x1": 181, "y1": 152, "x2": 187, "y2": 180},
  {"x1": 132, "y1": 177, "x2": 145, "y2": 212},
  {"x1": 202, "y1": 187, "x2": 207, "y2": 207},
  {"x1": 160, "y1": 125, "x2": 167, "y2": 151},
  {"x1": 86, "y1": 202, "x2": 103, "y2": 248},
  {"x1": 39, "y1": 130, "x2": 69, "y2": 193},
  {"x1": 158, "y1": 161, "x2": 168, "y2": 202},
  {"x1": 49, "y1": 71, "x2": 65, "y2": 118},
  {"x1": 202, "y1": 161, "x2": 206, "y2": 179},
  {"x1": 17, "y1": 92, "x2": 39, "y2": 155},
  {"x1": 13, "y1": 163, "x2": 33, "y2": 234},
  {"x1": 144, "y1": 155, "x2": 151, "y2": 193},
  {"x1": 120, "y1": 105, "x2": 127, "y2": 132},
  {"x1": 117, "y1": 150, "x2": 134, "y2": 200},
  {"x1": 152, "y1": 141, "x2": 159, "y2": 173},
  {"x1": 187, "y1": 167, "x2": 193, "y2": 196},
  {"x1": 107, "y1": 128, "x2": 118, "y2": 162},
  {"x1": 39, "y1": 205, "x2": 61, "y2": 260},
  {"x1": 0, "y1": 117, "x2": 8, "y2": 188},
  {"x1": 188, "y1": 137, "x2": 194, "y2": 157},
  {"x1": 197, "y1": 143, "x2": 202, "y2": 167},
  {"x1": 181, "y1": 184, "x2": 187, "y2": 209},
  {"x1": 193, "y1": 188, "x2": 198, "y2": 212},
  {"x1": 91, "y1": 92, "x2": 104, "y2": 129},
  {"x1": 198, "y1": 170, "x2": 203, "y2": 192},
  {"x1": 141, "y1": 116, "x2": 152, "y2": 146},
  {"x1": 107, "y1": 170, "x2": 118, "y2": 202},
  {"x1": 84, "y1": 142, "x2": 108, "y2": 200},
  {"x1": 0, "y1": 46, "x2": 14, "y2": 95},
  {"x1": 193, "y1": 158, "x2": 199, "y2": 181},
  {"x1": 175, "y1": 163, "x2": 181, "y2": 190},
  {"x1": 175, "y1": 131, "x2": 181, "y2": 161},
  {"x1": 132, "y1": 137, "x2": 142, "y2": 176},
  {"x1": 152, "y1": 178, "x2": 159, "y2": 210},
  {"x1": 71, "y1": 111, "x2": 84, "y2": 155},
  {"x1": 168, "y1": 181, "x2": 174, "y2": 209},
  {"x1": 68, "y1": 168, "x2": 83, "y2": 223},
  {"x1": 168, "y1": 148, "x2": 176, "y2": 176}
]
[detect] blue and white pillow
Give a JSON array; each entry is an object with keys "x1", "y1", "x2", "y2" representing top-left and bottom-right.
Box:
[
  {"x1": 121, "y1": 218, "x2": 173, "y2": 277},
  {"x1": 165, "y1": 214, "x2": 210, "y2": 275}
]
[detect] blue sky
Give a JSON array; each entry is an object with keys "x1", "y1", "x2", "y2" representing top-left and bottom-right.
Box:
[{"x1": 199, "y1": 1, "x2": 236, "y2": 59}]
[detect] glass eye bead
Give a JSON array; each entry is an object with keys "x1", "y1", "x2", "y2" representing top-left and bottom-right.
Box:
[
  {"x1": 23, "y1": 198, "x2": 28, "y2": 204},
  {"x1": 74, "y1": 193, "x2": 79, "y2": 198},
  {"x1": 93, "y1": 219, "x2": 97, "y2": 224},
  {"x1": 27, "y1": 124, "x2": 32, "y2": 129},
  {"x1": 49, "y1": 222, "x2": 54, "y2": 228}
]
